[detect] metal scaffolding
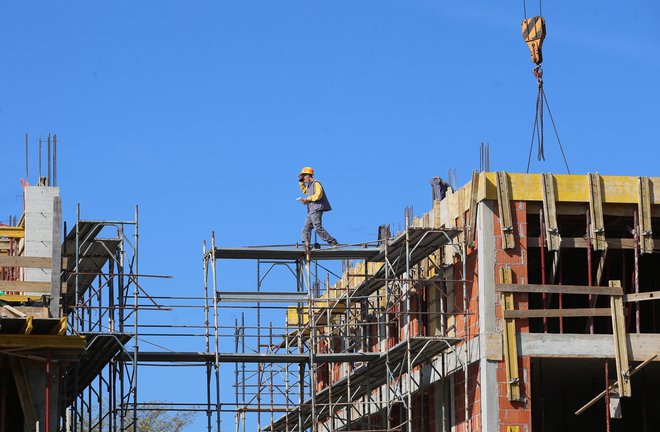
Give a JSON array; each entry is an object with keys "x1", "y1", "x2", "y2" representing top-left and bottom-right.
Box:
[
  {"x1": 65, "y1": 206, "x2": 141, "y2": 431},
  {"x1": 202, "y1": 223, "x2": 466, "y2": 431}
]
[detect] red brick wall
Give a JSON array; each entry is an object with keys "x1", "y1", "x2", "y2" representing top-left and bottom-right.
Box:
[
  {"x1": 494, "y1": 200, "x2": 532, "y2": 431},
  {"x1": 451, "y1": 362, "x2": 482, "y2": 432}
]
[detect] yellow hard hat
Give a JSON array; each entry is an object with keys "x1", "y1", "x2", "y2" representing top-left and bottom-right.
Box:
[{"x1": 300, "y1": 167, "x2": 314, "y2": 176}]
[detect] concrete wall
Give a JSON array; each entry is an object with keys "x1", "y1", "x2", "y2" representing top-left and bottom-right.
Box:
[{"x1": 24, "y1": 186, "x2": 60, "y2": 284}]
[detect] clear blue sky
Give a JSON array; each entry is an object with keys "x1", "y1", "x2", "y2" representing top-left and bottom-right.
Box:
[{"x1": 1, "y1": 1, "x2": 658, "y2": 430}]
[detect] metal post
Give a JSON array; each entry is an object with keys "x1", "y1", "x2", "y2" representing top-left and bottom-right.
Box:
[
  {"x1": 235, "y1": 318, "x2": 240, "y2": 432},
  {"x1": 586, "y1": 209, "x2": 594, "y2": 334},
  {"x1": 462, "y1": 230, "x2": 470, "y2": 432},
  {"x1": 203, "y1": 241, "x2": 212, "y2": 432},
  {"x1": 47, "y1": 134, "x2": 51, "y2": 186},
  {"x1": 384, "y1": 236, "x2": 392, "y2": 430},
  {"x1": 133, "y1": 206, "x2": 140, "y2": 429},
  {"x1": 604, "y1": 362, "x2": 610, "y2": 432},
  {"x1": 257, "y1": 260, "x2": 262, "y2": 431},
  {"x1": 39, "y1": 135, "x2": 42, "y2": 179},
  {"x1": 306, "y1": 253, "x2": 317, "y2": 431},
  {"x1": 405, "y1": 217, "x2": 413, "y2": 432},
  {"x1": 25, "y1": 133, "x2": 29, "y2": 182},
  {"x1": 46, "y1": 349, "x2": 51, "y2": 432},
  {"x1": 53, "y1": 135, "x2": 57, "y2": 186},
  {"x1": 633, "y1": 209, "x2": 640, "y2": 333},
  {"x1": 210, "y1": 232, "x2": 222, "y2": 431}
]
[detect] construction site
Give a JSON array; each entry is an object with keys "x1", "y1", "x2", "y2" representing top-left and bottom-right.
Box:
[{"x1": 1, "y1": 3, "x2": 659, "y2": 432}]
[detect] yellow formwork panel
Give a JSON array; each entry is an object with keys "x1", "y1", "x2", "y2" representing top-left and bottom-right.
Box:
[
  {"x1": 0, "y1": 334, "x2": 86, "y2": 349},
  {"x1": 0, "y1": 226, "x2": 25, "y2": 238},
  {"x1": 287, "y1": 307, "x2": 308, "y2": 327},
  {"x1": 0, "y1": 295, "x2": 44, "y2": 303},
  {"x1": 286, "y1": 302, "x2": 348, "y2": 327},
  {"x1": 477, "y1": 173, "x2": 660, "y2": 204}
]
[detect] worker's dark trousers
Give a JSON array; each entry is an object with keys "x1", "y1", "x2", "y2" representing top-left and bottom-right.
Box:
[{"x1": 302, "y1": 210, "x2": 335, "y2": 244}]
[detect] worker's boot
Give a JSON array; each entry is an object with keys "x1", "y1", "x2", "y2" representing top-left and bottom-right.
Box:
[{"x1": 328, "y1": 239, "x2": 339, "y2": 248}]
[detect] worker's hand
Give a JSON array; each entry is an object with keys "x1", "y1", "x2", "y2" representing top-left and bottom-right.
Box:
[
  {"x1": 298, "y1": 174, "x2": 304, "y2": 182},
  {"x1": 301, "y1": 198, "x2": 309, "y2": 204}
]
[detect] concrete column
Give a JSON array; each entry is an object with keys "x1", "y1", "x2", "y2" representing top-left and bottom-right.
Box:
[
  {"x1": 12, "y1": 358, "x2": 60, "y2": 432},
  {"x1": 24, "y1": 186, "x2": 61, "y2": 284},
  {"x1": 477, "y1": 201, "x2": 499, "y2": 432}
]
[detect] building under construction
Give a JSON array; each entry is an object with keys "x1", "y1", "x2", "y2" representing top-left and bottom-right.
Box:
[{"x1": 2, "y1": 165, "x2": 659, "y2": 431}]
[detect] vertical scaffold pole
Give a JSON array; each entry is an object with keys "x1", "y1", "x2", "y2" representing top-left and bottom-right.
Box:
[
  {"x1": 133, "y1": 206, "x2": 140, "y2": 430},
  {"x1": 462, "y1": 219, "x2": 470, "y2": 432},
  {"x1": 405, "y1": 217, "x2": 413, "y2": 432},
  {"x1": 257, "y1": 260, "x2": 262, "y2": 431},
  {"x1": 210, "y1": 232, "x2": 221, "y2": 431},
  {"x1": 297, "y1": 259, "x2": 304, "y2": 431},
  {"x1": 306, "y1": 253, "x2": 317, "y2": 431},
  {"x1": 203, "y1": 241, "x2": 212, "y2": 432},
  {"x1": 384, "y1": 236, "x2": 392, "y2": 430}
]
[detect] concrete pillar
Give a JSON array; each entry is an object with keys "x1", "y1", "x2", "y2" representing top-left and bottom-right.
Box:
[
  {"x1": 27, "y1": 360, "x2": 60, "y2": 432},
  {"x1": 477, "y1": 201, "x2": 499, "y2": 432},
  {"x1": 24, "y1": 187, "x2": 63, "y2": 318}
]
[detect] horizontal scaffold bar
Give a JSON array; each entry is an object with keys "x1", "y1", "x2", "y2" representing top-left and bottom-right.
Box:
[
  {"x1": 213, "y1": 247, "x2": 382, "y2": 261},
  {"x1": 126, "y1": 351, "x2": 381, "y2": 363},
  {"x1": 216, "y1": 291, "x2": 309, "y2": 303}
]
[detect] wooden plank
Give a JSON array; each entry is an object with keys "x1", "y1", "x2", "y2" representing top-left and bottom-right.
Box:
[
  {"x1": 527, "y1": 237, "x2": 638, "y2": 249},
  {"x1": 610, "y1": 282, "x2": 631, "y2": 397},
  {"x1": 624, "y1": 290, "x2": 660, "y2": 303},
  {"x1": 9, "y1": 357, "x2": 37, "y2": 432},
  {"x1": 496, "y1": 171, "x2": 515, "y2": 249},
  {"x1": 541, "y1": 173, "x2": 561, "y2": 250},
  {"x1": 0, "y1": 256, "x2": 51, "y2": 268},
  {"x1": 504, "y1": 308, "x2": 611, "y2": 319},
  {"x1": 588, "y1": 173, "x2": 607, "y2": 251},
  {"x1": 499, "y1": 266, "x2": 521, "y2": 401},
  {"x1": 0, "y1": 256, "x2": 68, "y2": 268},
  {"x1": 1, "y1": 304, "x2": 27, "y2": 317},
  {"x1": 575, "y1": 355, "x2": 657, "y2": 415},
  {"x1": 432, "y1": 199, "x2": 442, "y2": 228},
  {"x1": 496, "y1": 283, "x2": 623, "y2": 296},
  {"x1": 485, "y1": 332, "x2": 503, "y2": 361},
  {"x1": 466, "y1": 170, "x2": 479, "y2": 248},
  {"x1": 520, "y1": 333, "x2": 660, "y2": 361},
  {"x1": 0, "y1": 280, "x2": 51, "y2": 293},
  {"x1": 638, "y1": 176, "x2": 654, "y2": 254},
  {"x1": 0, "y1": 280, "x2": 66, "y2": 293}
]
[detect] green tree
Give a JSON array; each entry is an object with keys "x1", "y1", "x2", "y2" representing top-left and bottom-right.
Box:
[{"x1": 82, "y1": 402, "x2": 197, "y2": 432}]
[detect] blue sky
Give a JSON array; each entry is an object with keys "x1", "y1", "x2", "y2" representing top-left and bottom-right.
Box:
[{"x1": 1, "y1": 1, "x2": 659, "y2": 430}]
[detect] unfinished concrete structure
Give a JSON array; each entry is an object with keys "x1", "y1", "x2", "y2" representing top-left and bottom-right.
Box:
[
  {"x1": 1, "y1": 177, "x2": 141, "y2": 431},
  {"x1": 205, "y1": 172, "x2": 660, "y2": 431},
  {"x1": 2, "y1": 170, "x2": 659, "y2": 432}
]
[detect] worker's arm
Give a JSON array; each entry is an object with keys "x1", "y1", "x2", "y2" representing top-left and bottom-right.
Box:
[
  {"x1": 306, "y1": 182, "x2": 324, "y2": 201},
  {"x1": 299, "y1": 181, "x2": 309, "y2": 194}
]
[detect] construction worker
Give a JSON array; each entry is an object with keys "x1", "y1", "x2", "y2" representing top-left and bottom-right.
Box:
[{"x1": 298, "y1": 167, "x2": 338, "y2": 248}]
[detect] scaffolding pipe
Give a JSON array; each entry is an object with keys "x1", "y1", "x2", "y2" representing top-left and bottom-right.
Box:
[
  {"x1": 405, "y1": 215, "x2": 413, "y2": 432},
  {"x1": 203, "y1": 242, "x2": 212, "y2": 432},
  {"x1": 211, "y1": 232, "x2": 222, "y2": 431}
]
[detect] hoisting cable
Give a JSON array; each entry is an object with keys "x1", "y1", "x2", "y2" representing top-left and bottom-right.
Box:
[{"x1": 522, "y1": 1, "x2": 569, "y2": 173}]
